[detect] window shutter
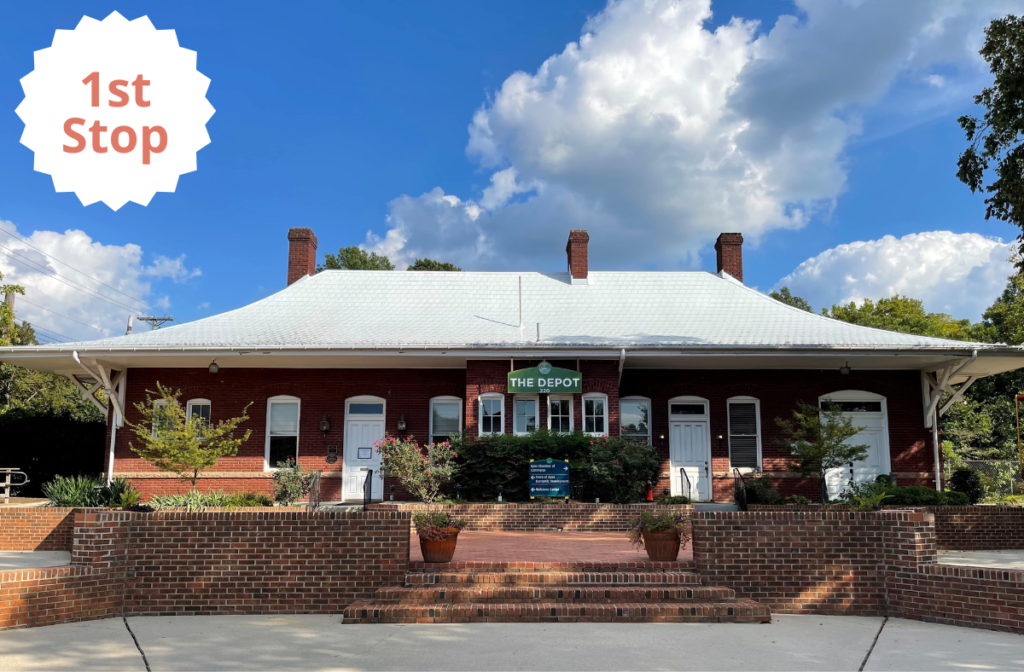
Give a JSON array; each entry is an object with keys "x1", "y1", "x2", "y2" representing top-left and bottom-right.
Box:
[{"x1": 729, "y1": 402, "x2": 758, "y2": 468}]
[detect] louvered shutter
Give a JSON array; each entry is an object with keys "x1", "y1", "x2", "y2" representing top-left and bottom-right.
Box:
[{"x1": 729, "y1": 402, "x2": 759, "y2": 469}]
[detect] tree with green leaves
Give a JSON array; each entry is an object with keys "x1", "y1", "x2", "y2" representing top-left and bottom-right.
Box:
[
  {"x1": 127, "y1": 383, "x2": 252, "y2": 488},
  {"x1": 408, "y1": 258, "x2": 463, "y2": 271},
  {"x1": 0, "y1": 273, "x2": 25, "y2": 347},
  {"x1": 957, "y1": 15, "x2": 1024, "y2": 246},
  {"x1": 769, "y1": 287, "x2": 813, "y2": 312},
  {"x1": 823, "y1": 296, "x2": 988, "y2": 341},
  {"x1": 776, "y1": 402, "x2": 870, "y2": 501},
  {"x1": 318, "y1": 246, "x2": 395, "y2": 271}
]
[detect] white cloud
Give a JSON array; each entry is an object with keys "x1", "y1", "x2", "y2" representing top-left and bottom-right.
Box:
[
  {"x1": 774, "y1": 231, "x2": 1015, "y2": 321},
  {"x1": 363, "y1": 0, "x2": 1012, "y2": 271},
  {"x1": 0, "y1": 220, "x2": 200, "y2": 342}
]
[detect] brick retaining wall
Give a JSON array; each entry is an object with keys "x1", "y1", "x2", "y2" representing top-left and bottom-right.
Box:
[
  {"x1": 0, "y1": 566, "x2": 123, "y2": 630},
  {"x1": 887, "y1": 563, "x2": 1024, "y2": 633},
  {"x1": 927, "y1": 507, "x2": 1024, "y2": 550},
  {"x1": 0, "y1": 508, "x2": 77, "y2": 551},
  {"x1": 693, "y1": 509, "x2": 936, "y2": 616},
  {"x1": 370, "y1": 502, "x2": 694, "y2": 532}
]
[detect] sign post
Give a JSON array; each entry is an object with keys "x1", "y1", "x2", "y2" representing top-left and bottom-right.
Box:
[{"x1": 530, "y1": 458, "x2": 570, "y2": 500}]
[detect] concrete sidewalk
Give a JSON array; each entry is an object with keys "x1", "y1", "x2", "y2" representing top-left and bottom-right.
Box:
[{"x1": 0, "y1": 615, "x2": 1022, "y2": 671}]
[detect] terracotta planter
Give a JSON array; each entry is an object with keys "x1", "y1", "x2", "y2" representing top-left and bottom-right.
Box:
[
  {"x1": 642, "y1": 529, "x2": 681, "y2": 561},
  {"x1": 418, "y1": 527, "x2": 461, "y2": 563}
]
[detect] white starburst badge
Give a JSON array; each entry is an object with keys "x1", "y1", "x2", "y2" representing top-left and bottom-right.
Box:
[{"x1": 15, "y1": 12, "x2": 215, "y2": 211}]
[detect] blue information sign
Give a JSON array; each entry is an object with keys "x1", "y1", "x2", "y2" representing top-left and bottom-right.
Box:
[{"x1": 529, "y1": 458, "x2": 570, "y2": 499}]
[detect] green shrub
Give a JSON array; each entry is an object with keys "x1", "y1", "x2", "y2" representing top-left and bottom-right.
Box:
[
  {"x1": 839, "y1": 475, "x2": 969, "y2": 507},
  {"x1": 451, "y1": 430, "x2": 658, "y2": 503},
  {"x1": 784, "y1": 495, "x2": 812, "y2": 505},
  {"x1": 42, "y1": 474, "x2": 105, "y2": 507},
  {"x1": 271, "y1": 459, "x2": 314, "y2": 505},
  {"x1": 949, "y1": 469, "x2": 984, "y2": 504},
  {"x1": 150, "y1": 490, "x2": 230, "y2": 511},
  {"x1": 743, "y1": 476, "x2": 783, "y2": 505},
  {"x1": 377, "y1": 436, "x2": 456, "y2": 503},
  {"x1": 222, "y1": 491, "x2": 273, "y2": 508},
  {"x1": 654, "y1": 495, "x2": 691, "y2": 505}
]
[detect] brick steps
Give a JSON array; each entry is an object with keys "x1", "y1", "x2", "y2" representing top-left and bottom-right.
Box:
[
  {"x1": 375, "y1": 585, "x2": 736, "y2": 604},
  {"x1": 407, "y1": 560, "x2": 694, "y2": 573},
  {"x1": 406, "y1": 571, "x2": 705, "y2": 586},
  {"x1": 342, "y1": 599, "x2": 771, "y2": 623}
]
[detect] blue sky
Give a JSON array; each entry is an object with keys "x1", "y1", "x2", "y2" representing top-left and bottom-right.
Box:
[{"x1": 0, "y1": 0, "x2": 1020, "y2": 343}]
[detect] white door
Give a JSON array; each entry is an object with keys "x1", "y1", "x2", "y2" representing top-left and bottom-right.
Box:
[
  {"x1": 824, "y1": 404, "x2": 888, "y2": 501},
  {"x1": 344, "y1": 418, "x2": 384, "y2": 501},
  {"x1": 670, "y1": 421, "x2": 710, "y2": 501}
]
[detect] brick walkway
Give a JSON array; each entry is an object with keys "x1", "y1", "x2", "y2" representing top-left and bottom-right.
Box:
[{"x1": 409, "y1": 530, "x2": 695, "y2": 563}]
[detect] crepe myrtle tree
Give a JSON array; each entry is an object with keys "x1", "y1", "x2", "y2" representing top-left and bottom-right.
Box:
[
  {"x1": 127, "y1": 382, "x2": 252, "y2": 489},
  {"x1": 776, "y1": 402, "x2": 870, "y2": 502}
]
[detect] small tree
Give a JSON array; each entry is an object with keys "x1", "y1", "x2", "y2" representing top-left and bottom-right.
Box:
[
  {"x1": 776, "y1": 402, "x2": 870, "y2": 501},
  {"x1": 127, "y1": 383, "x2": 252, "y2": 488},
  {"x1": 376, "y1": 435, "x2": 457, "y2": 503}
]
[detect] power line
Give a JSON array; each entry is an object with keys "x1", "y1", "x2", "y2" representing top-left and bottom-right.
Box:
[
  {"x1": 17, "y1": 298, "x2": 107, "y2": 334},
  {"x1": 17, "y1": 319, "x2": 73, "y2": 342},
  {"x1": 0, "y1": 223, "x2": 164, "y2": 315},
  {"x1": 0, "y1": 246, "x2": 143, "y2": 314}
]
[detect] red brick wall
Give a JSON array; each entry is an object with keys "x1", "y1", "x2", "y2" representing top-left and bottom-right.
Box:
[
  {"x1": 714, "y1": 233, "x2": 744, "y2": 282},
  {"x1": 372, "y1": 502, "x2": 693, "y2": 532},
  {"x1": 929, "y1": 507, "x2": 1024, "y2": 550},
  {"x1": 286, "y1": 228, "x2": 317, "y2": 286},
  {"x1": 888, "y1": 564, "x2": 1024, "y2": 634},
  {"x1": 0, "y1": 566, "x2": 123, "y2": 630},
  {"x1": 117, "y1": 510, "x2": 409, "y2": 615},
  {"x1": 0, "y1": 508, "x2": 76, "y2": 551},
  {"x1": 692, "y1": 509, "x2": 936, "y2": 615},
  {"x1": 621, "y1": 369, "x2": 931, "y2": 501}
]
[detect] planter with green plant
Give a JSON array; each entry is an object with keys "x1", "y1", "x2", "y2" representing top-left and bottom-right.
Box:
[
  {"x1": 627, "y1": 511, "x2": 691, "y2": 561},
  {"x1": 413, "y1": 510, "x2": 466, "y2": 562}
]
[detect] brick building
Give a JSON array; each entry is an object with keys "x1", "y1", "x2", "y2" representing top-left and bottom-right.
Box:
[{"x1": 3, "y1": 228, "x2": 1023, "y2": 502}]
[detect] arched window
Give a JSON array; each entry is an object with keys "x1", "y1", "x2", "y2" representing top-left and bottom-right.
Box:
[
  {"x1": 186, "y1": 398, "x2": 212, "y2": 436},
  {"x1": 265, "y1": 395, "x2": 300, "y2": 470}
]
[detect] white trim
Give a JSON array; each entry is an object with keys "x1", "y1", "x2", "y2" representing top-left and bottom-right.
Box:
[
  {"x1": 265, "y1": 395, "x2": 301, "y2": 471},
  {"x1": 582, "y1": 392, "x2": 609, "y2": 436},
  {"x1": 513, "y1": 394, "x2": 539, "y2": 435},
  {"x1": 345, "y1": 395, "x2": 386, "y2": 417},
  {"x1": 547, "y1": 394, "x2": 574, "y2": 433},
  {"x1": 668, "y1": 395, "x2": 710, "y2": 421},
  {"x1": 185, "y1": 398, "x2": 212, "y2": 420},
  {"x1": 818, "y1": 389, "x2": 892, "y2": 481},
  {"x1": 726, "y1": 396, "x2": 761, "y2": 471},
  {"x1": 429, "y1": 395, "x2": 463, "y2": 444},
  {"x1": 478, "y1": 393, "x2": 504, "y2": 436},
  {"x1": 619, "y1": 396, "x2": 652, "y2": 443}
]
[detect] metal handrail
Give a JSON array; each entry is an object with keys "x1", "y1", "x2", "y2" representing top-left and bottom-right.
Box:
[
  {"x1": 733, "y1": 468, "x2": 748, "y2": 511},
  {"x1": 679, "y1": 467, "x2": 692, "y2": 501},
  {"x1": 307, "y1": 470, "x2": 321, "y2": 512},
  {"x1": 0, "y1": 469, "x2": 29, "y2": 505},
  {"x1": 362, "y1": 469, "x2": 373, "y2": 511}
]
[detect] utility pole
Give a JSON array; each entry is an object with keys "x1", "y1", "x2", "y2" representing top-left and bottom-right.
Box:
[{"x1": 136, "y1": 315, "x2": 173, "y2": 330}]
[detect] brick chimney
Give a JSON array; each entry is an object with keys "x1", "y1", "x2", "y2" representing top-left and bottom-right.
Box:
[
  {"x1": 566, "y1": 230, "x2": 590, "y2": 284},
  {"x1": 714, "y1": 233, "x2": 743, "y2": 283},
  {"x1": 287, "y1": 228, "x2": 318, "y2": 286}
]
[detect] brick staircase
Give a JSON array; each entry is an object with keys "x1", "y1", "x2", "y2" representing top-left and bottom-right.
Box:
[{"x1": 342, "y1": 560, "x2": 771, "y2": 624}]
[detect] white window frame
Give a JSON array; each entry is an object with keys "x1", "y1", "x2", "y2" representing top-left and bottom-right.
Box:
[
  {"x1": 265, "y1": 395, "x2": 301, "y2": 471},
  {"x1": 547, "y1": 395, "x2": 574, "y2": 433},
  {"x1": 429, "y1": 396, "x2": 463, "y2": 445},
  {"x1": 619, "y1": 396, "x2": 652, "y2": 443},
  {"x1": 513, "y1": 394, "x2": 539, "y2": 436},
  {"x1": 726, "y1": 396, "x2": 761, "y2": 472},
  {"x1": 582, "y1": 392, "x2": 609, "y2": 436},
  {"x1": 478, "y1": 393, "x2": 505, "y2": 437},
  {"x1": 151, "y1": 398, "x2": 170, "y2": 437},
  {"x1": 185, "y1": 398, "x2": 212, "y2": 441}
]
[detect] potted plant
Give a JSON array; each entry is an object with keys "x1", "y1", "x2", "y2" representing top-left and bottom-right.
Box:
[
  {"x1": 627, "y1": 511, "x2": 691, "y2": 561},
  {"x1": 413, "y1": 510, "x2": 467, "y2": 563}
]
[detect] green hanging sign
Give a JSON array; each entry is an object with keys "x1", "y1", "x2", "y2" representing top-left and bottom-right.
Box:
[{"x1": 507, "y1": 360, "x2": 582, "y2": 394}]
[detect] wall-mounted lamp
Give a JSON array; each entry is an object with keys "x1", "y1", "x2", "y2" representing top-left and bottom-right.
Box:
[
  {"x1": 397, "y1": 415, "x2": 407, "y2": 432},
  {"x1": 840, "y1": 361, "x2": 851, "y2": 375},
  {"x1": 659, "y1": 434, "x2": 666, "y2": 440},
  {"x1": 717, "y1": 434, "x2": 724, "y2": 440},
  {"x1": 319, "y1": 415, "x2": 330, "y2": 435},
  {"x1": 208, "y1": 360, "x2": 219, "y2": 374}
]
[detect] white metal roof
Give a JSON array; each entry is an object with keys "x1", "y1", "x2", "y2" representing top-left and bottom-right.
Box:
[{"x1": 7, "y1": 269, "x2": 1013, "y2": 350}]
